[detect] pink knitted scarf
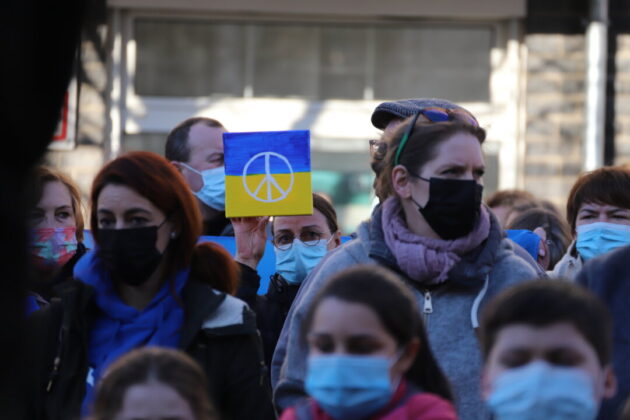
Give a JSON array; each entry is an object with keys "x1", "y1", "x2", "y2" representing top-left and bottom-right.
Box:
[{"x1": 381, "y1": 197, "x2": 491, "y2": 285}]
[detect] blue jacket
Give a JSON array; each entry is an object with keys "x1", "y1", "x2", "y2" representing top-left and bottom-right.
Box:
[
  {"x1": 577, "y1": 245, "x2": 630, "y2": 420},
  {"x1": 271, "y1": 205, "x2": 538, "y2": 420}
]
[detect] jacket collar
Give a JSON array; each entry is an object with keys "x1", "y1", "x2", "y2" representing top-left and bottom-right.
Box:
[{"x1": 178, "y1": 280, "x2": 226, "y2": 349}]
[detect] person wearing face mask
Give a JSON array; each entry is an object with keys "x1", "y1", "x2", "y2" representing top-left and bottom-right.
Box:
[
  {"x1": 27, "y1": 166, "x2": 87, "y2": 311},
  {"x1": 280, "y1": 265, "x2": 456, "y2": 420},
  {"x1": 272, "y1": 99, "x2": 538, "y2": 420},
  {"x1": 25, "y1": 152, "x2": 275, "y2": 420},
  {"x1": 233, "y1": 193, "x2": 342, "y2": 370},
  {"x1": 165, "y1": 117, "x2": 233, "y2": 236},
  {"x1": 479, "y1": 280, "x2": 617, "y2": 420},
  {"x1": 551, "y1": 166, "x2": 630, "y2": 280}
]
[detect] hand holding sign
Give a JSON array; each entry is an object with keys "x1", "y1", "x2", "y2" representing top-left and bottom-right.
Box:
[{"x1": 224, "y1": 130, "x2": 313, "y2": 217}]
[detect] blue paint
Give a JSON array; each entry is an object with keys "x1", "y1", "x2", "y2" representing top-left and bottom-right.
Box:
[{"x1": 223, "y1": 130, "x2": 311, "y2": 176}]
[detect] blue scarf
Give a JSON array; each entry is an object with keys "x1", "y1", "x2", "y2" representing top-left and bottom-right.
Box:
[{"x1": 75, "y1": 250, "x2": 188, "y2": 415}]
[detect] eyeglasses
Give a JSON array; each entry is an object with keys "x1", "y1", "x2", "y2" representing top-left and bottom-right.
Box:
[
  {"x1": 272, "y1": 231, "x2": 332, "y2": 251},
  {"x1": 369, "y1": 139, "x2": 388, "y2": 161},
  {"x1": 394, "y1": 107, "x2": 478, "y2": 166}
]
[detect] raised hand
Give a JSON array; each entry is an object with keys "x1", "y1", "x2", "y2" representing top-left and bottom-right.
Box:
[{"x1": 231, "y1": 216, "x2": 270, "y2": 270}]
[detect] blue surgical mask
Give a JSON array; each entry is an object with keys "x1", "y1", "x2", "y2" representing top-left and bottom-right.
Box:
[
  {"x1": 576, "y1": 221, "x2": 630, "y2": 261},
  {"x1": 179, "y1": 163, "x2": 225, "y2": 211},
  {"x1": 305, "y1": 354, "x2": 397, "y2": 420},
  {"x1": 487, "y1": 361, "x2": 597, "y2": 420},
  {"x1": 274, "y1": 238, "x2": 330, "y2": 285}
]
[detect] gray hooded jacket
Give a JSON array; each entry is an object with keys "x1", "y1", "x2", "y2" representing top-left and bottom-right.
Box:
[{"x1": 271, "y1": 205, "x2": 538, "y2": 420}]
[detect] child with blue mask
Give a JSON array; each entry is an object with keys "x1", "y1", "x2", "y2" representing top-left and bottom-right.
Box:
[
  {"x1": 479, "y1": 281, "x2": 617, "y2": 420},
  {"x1": 280, "y1": 265, "x2": 457, "y2": 420},
  {"x1": 552, "y1": 166, "x2": 630, "y2": 280},
  {"x1": 233, "y1": 193, "x2": 341, "y2": 372}
]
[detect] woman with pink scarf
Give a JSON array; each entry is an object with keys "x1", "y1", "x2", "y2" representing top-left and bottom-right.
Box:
[{"x1": 273, "y1": 99, "x2": 538, "y2": 420}]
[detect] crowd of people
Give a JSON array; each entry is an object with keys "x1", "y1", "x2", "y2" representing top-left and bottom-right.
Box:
[{"x1": 23, "y1": 97, "x2": 630, "y2": 420}]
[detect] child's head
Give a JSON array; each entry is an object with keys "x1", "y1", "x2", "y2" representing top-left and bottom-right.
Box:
[
  {"x1": 91, "y1": 347, "x2": 218, "y2": 420},
  {"x1": 479, "y1": 280, "x2": 616, "y2": 419},
  {"x1": 301, "y1": 265, "x2": 451, "y2": 418}
]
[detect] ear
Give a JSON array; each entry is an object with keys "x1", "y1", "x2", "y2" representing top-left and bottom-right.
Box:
[
  {"x1": 391, "y1": 165, "x2": 413, "y2": 199},
  {"x1": 480, "y1": 368, "x2": 492, "y2": 400},
  {"x1": 332, "y1": 231, "x2": 342, "y2": 248},
  {"x1": 393, "y1": 338, "x2": 420, "y2": 375},
  {"x1": 602, "y1": 365, "x2": 618, "y2": 399},
  {"x1": 171, "y1": 161, "x2": 183, "y2": 173}
]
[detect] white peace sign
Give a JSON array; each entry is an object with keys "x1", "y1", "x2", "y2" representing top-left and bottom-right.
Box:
[{"x1": 242, "y1": 152, "x2": 294, "y2": 203}]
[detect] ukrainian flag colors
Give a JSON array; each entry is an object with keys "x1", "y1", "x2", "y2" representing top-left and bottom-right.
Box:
[{"x1": 223, "y1": 130, "x2": 313, "y2": 217}]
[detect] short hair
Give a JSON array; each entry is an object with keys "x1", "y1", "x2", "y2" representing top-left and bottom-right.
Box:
[
  {"x1": 32, "y1": 166, "x2": 84, "y2": 241},
  {"x1": 507, "y1": 208, "x2": 572, "y2": 269},
  {"x1": 91, "y1": 347, "x2": 218, "y2": 420},
  {"x1": 165, "y1": 117, "x2": 225, "y2": 163},
  {"x1": 301, "y1": 265, "x2": 453, "y2": 402},
  {"x1": 271, "y1": 193, "x2": 339, "y2": 235},
  {"x1": 375, "y1": 119, "x2": 486, "y2": 200},
  {"x1": 479, "y1": 280, "x2": 612, "y2": 366},
  {"x1": 566, "y1": 166, "x2": 630, "y2": 231},
  {"x1": 486, "y1": 189, "x2": 537, "y2": 209}
]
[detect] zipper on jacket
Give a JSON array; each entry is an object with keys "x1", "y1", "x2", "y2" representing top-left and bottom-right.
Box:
[{"x1": 423, "y1": 290, "x2": 433, "y2": 324}]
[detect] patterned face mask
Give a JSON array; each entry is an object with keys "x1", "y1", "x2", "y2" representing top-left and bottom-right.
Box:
[{"x1": 31, "y1": 227, "x2": 78, "y2": 269}]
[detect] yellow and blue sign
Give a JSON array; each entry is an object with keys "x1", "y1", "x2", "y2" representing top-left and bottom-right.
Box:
[{"x1": 224, "y1": 130, "x2": 313, "y2": 217}]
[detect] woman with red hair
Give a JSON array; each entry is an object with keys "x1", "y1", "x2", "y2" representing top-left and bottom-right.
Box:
[{"x1": 27, "y1": 152, "x2": 275, "y2": 420}]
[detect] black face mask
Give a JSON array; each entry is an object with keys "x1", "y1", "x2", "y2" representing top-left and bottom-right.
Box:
[
  {"x1": 97, "y1": 226, "x2": 164, "y2": 287},
  {"x1": 412, "y1": 177, "x2": 483, "y2": 240}
]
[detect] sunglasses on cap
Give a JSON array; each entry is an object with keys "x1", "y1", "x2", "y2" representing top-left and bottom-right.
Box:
[{"x1": 393, "y1": 107, "x2": 478, "y2": 166}]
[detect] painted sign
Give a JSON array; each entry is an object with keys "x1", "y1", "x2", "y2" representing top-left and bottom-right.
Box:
[{"x1": 224, "y1": 130, "x2": 312, "y2": 217}]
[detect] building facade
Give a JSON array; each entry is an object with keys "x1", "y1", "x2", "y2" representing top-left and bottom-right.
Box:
[{"x1": 48, "y1": 0, "x2": 629, "y2": 232}]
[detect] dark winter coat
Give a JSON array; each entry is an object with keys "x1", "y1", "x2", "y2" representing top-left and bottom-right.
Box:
[
  {"x1": 237, "y1": 264, "x2": 300, "y2": 370},
  {"x1": 25, "y1": 277, "x2": 276, "y2": 420},
  {"x1": 577, "y1": 245, "x2": 630, "y2": 420}
]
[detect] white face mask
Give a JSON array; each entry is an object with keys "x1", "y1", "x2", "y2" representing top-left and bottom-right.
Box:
[{"x1": 179, "y1": 163, "x2": 226, "y2": 211}]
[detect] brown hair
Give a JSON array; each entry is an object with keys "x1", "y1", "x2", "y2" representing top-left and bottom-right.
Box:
[
  {"x1": 374, "y1": 119, "x2": 486, "y2": 200},
  {"x1": 486, "y1": 189, "x2": 537, "y2": 209},
  {"x1": 301, "y1": 265, "x2": 453, "y2": 402},
  {"x1": 91, "y1": 347, "x2": 218, "y2": 420},
  {"x1": 566, "y1": 166, "x2": 630, "y2": 231},
  {"x1": 165, "y1": 117, "x2": 225, "y2": 163},
  {"x1": 33, "y1": 166, "x2": 84, "y2": 241},
  {"x1": 91, "y1": 151, "x2": 238, "y2": 294},
  {"x1": 271, "y1": 193, "x2": 339, "y2": 235},
  {"x1": 479, "y1": 280, "x2": 612, "y2": 366},
  {"x1": 506, "y1": 208, "x2": 572, "y2": 270}
]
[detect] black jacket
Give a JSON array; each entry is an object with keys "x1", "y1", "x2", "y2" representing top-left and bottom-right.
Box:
[
  {"x1": 577, "y1": 246, "x2": 630, "y2": 420},
  {"x1": 237, "y1": 264, "x2": 300, "y2": 370},
  {"x1": 26, "y1": 277, "x2": 276, "y2": 420}
]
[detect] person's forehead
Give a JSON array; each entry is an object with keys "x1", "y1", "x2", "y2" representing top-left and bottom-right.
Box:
[
  {"x1": 38, "y1": 180, "x2": 73, "y2": 207},
  {"x1": 97, "y1": 184, "x2": 156, "y2": 211},
  {"x1": 274, "y1": 210, "x2": 328, "y2": 232},
  {"x1": 187, "y1": 122, "x2": 225, "y2": 152},
  {"x1": 579, "y1": 202, "x2": 629, "y2": 212},
  {"x1": 491, "y1": 322, "x2": 595, "y2": 356}
]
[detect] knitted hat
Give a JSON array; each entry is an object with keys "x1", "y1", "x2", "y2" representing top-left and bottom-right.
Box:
[{"x1": 371, "y1": 98, "x2": 465, "y2": 130}]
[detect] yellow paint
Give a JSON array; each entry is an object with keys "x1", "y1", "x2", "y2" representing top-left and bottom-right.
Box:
[{"x1": 225, "y1": 172, "x2": 313, "y2": 217}]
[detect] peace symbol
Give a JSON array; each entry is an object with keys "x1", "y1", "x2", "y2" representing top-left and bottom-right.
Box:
[{"x1": 242, "y1": 152, "x2": 294, "y2": 203}]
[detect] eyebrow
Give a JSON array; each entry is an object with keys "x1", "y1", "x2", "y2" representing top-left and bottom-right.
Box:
[
  {"x1": 300, "y1": 225, "x2": 324, "y2": 231},
  {"x1": 54, "y1": 205, "x2": 73, "y2": 211},
  {"x1": 97, "y1": 208, "x2": 152, "y2": 216}
]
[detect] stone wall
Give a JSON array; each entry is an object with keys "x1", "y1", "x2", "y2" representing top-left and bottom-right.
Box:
[{"x1": 523, "y1": 34, "x2": 587, "y2": 210}]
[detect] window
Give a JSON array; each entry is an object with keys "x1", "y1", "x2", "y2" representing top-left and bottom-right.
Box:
[{"x1": 134, "y1": 19, "x2": 492, "y2": 102}]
